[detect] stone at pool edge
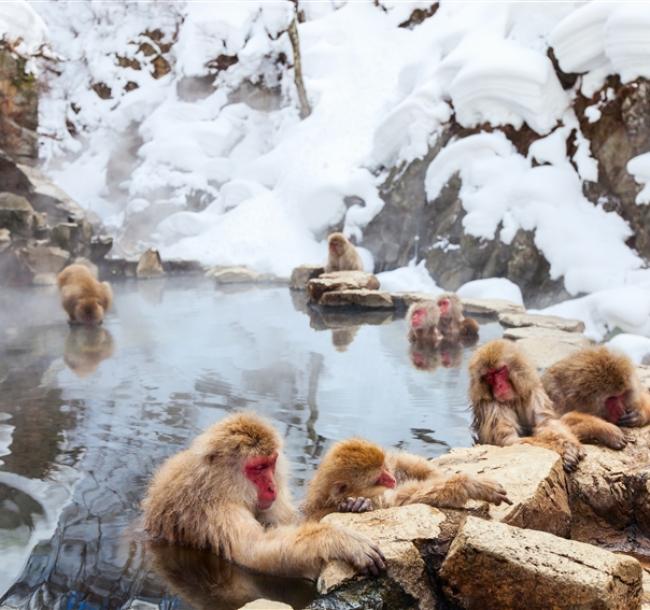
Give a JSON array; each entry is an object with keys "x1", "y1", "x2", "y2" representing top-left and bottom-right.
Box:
[
  {"x1": 290, "y1": 264, "x2": 325, "y2": 290},
  {"x1": 237, "y1": 601, "x2": 293, "y2": 609},
  {"x1": 307, "y1": 271, "x2": 380, "y2": 303},
  {"x1": 319, "y1": 289, "x2": 393, "y2": 309},
  {"x1": 439, "y1": 516, "x2": 642, "y2": 610},
  {"x1": 499, "y1": 311, "x2": 585, "y2": 333},
  {"x1": 206, "y1": 265, "x2": 288, "y2": 285},
  {"x1": 460, "y1": 297, "x2": 525, "y2": 317}
]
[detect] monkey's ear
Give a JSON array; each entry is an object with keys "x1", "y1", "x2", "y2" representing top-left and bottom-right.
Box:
[{"x1": 333, "y1": 481, "x2": 348, "y2": 496}]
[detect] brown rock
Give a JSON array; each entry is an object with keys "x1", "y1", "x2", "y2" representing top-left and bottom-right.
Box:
[
  {"x1": 289, "y1": 264, "x2": 324, "y2": 290},
  {"x1": 136, "y1": 248, "x2": 164, "y2": 278},
  {"x1": 460, "y1": 298, "x2": 525, "y2": 317},
  {"x1": 440, "y1": 516, "x2": 642, "y2": 610},
  {"x1": 499, "y1": 311, "x2": 585, "y2": 333},
  {"x1": 237, "y1": 601, "x2": 293, "y2": 610},
  {"x1": 308, "y1": 271, "x2": 380, "y2": 302},
  {"x1": 319, "y1": 289, "x2": 393, "y2": 309},
  {"x1": 18, "y1": 245, "x2": 69, "y2": 275},
  {"x1": 390, "y1": 291, "x2": 438, "y2": 311},
  {"x1": 503, "y1": 326, "x2": 591, "y2": 342},
  {"x1": 433, "y1": 444, "x2": 571, "y2": 536},
  {"x1": 319, "y1": 505, "x2": 446, "y2": 610},
  {"x1": 0, "y1": 227, "x2": 10, "y2": 252},
  {"x1": 516, "y1": 334, "x2": 593, "y2": 369},
  {"x1": 0, "y1": 192, "x2": 34, "y2": 237}
]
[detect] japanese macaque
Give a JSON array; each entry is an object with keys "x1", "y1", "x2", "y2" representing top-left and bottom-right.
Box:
[
  {"x1": 57, "y1": 264, "x2": 113, "y2": 326},
  {"x1": 436, "y1": 293, "x2": 479, "y2": 341},
  {"x1": 302, "y1": 438, "x2": 510, "y2": 521},
  {"x1": 469, "y1": 339, "x2": 585, "y2": 471},
  {"x1": 64, "y1": 326, "x2": 114, "y2": 377},
  {"x1": 142, "y1": 413, "x2": 386, "y2": 579},
  {"x1": 325, "y1": 232, "x2": 363, "y2": 273},
  {"x1": 542, "y1": 346, "x2": 650, "y2": 448},
  {"x1": 406, "y1": 301, "x2": 443, "y2": 345}
]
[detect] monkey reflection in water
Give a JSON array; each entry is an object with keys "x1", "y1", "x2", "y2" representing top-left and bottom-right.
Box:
[
  {"x1": 147, "y1": 542, "x2": 315, "y2": 610},
  {"x1": 409, "y1": 338, "x2": 477, "y2": 372},
  {"x1": 64, "y1": 326, "x2": 115, "y2": 377}
]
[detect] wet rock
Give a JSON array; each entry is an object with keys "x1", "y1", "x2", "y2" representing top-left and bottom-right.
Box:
[
  {"x1": 0, "y1": 192, "x2": 35, "y2": 237},
  {"x1": 290, "y1": 264, "x2": 325, "y2": 290},
  {"x1": 390, "y1": 291, "x2": 438, "y2": 312},
  {"x1": 498, "y1": 312, "x2": 585, "y2": 333},
  {"x1": 432, "y1": 444, "x2": 571, "y2": 537},
  {"x1": 18, "y1": 245, "x2": 69, "y2": 276},
  {"x1": 238, "y1": 601, "x2": 293, "y2": 609},
  {"x1": 440, "y1": 516, "x2": 642, "y2": 610},
  {"x1": 308, "y1": 271, "x2": 380, "y2": 303},
  {"x1": 460, "y1": 298, "x2": 525, "y2": 317},
  {"x1": 136, "y1": 248, "x2": 165, "y2": 278},
  {"x1": 0, "y1": 227, "x2": 10, "y2": 252},
  {"x1": 568, "y1": 427, "x2": 650, "y2": 536},
  {"x1": 503, "y1": 326, "x2": 591, "y2": 342},
  {"x1": 307, "y1": 577, "x2": 417, "y2": 610},
  {"x1": 320, "y1": 289, "x2": 394, "y2": 309},
  {"x1": 206, "y1": 266, "x2": 286, "y2": 285},
  {"x1": 50, "y1": 221, "x2": 94, "y2": 257},
  {"x1": 31, "y1": 272, "x2": 58, "y2": 286},
  {"x1": 319, "y1": 505, "x2": 446, "y2": 610},
  {"x1": 90, "y1": 234, "x2": 114, "y2": 261},
  {"x1": 516, "y1": 334, "x2": 592, "y2": 369}
]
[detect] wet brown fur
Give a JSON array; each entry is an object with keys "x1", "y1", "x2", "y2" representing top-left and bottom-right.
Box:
[
  {"x1": 57, "y1": 264, "x2": 113, "y2": 326},
  {"x1": 142, "y1": 413, "x2": 384, "y2": 579},
  {"x1": 325, "y1": 233, "x2": 363, "y2": 272},
  {"x1": 469, "y1": 339, "x2": 584, "y2": 470},
  {"x1": 437, "y1": 293, "x2": 479, "y2": 341},
  {"x1": 303, "y1": 438, "x2": 509, "y2": 521},
  {"x1": 406, "y1": 301, "x2": 443, "y2": 345},
  {"x1": 542, "y1": 346, "x2": 650, "y2": 449}
]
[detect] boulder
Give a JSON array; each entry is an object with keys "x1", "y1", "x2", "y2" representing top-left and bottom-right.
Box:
[
  {"x1": 432, "y1": 444, "x2": 571, "y2": 537},
  {"x1": 503, "y1": 326, "x2": 591, "y2": 343},
  {"x1": 206, "y1": 266, "x2": 286, "y2": 285},
  {"x1": 390, "y1": 291, "x2": 438, "y2": 311},
  {"x1": 439, "y1": 516, "x2": 642, "y2": 610},
  {"x1": 50, "y1": 221, "x2": 93, "y2": 257},
  {"x1": 319, "y1": 289, "x2": 394, "y2": 309},
  {"x1": 308, "y1": 271, "x2": 380, "y2": 303},
  {"x1": 516, "y1": 334, "x2": 592, "y2": 369},
  {"x1": 237, "y1": 601, "x2": 293, "y2": 610},
  {"x1": 0, "y1": 192, "x2": 34, "y2": 237},
  {"x1": 136, "y1": 248, "x2": 165, "y2": 278},
  {"x1": 18, "y1": 245, "x2": 69, "y2": 275},
  {"x1": 498, "y1": 311, "x2": 585, "y2": 333},
  {"x1": 319, "y1": 505, "x2": 446, "y2": 610},
  {"x1": 460, "y1": 298, "x2": 525, "y2": 317},
  {"x1": 290, "y1": 264, "x2": 325, "y2": 290}
]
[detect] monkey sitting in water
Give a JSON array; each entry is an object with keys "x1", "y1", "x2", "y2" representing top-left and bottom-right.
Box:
[{"x1": 57, "y1": 264, "x2": 113, "y2": 326}]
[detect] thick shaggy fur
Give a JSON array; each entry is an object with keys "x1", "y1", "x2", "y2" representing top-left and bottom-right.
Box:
[
  {"x1": 469, "y1": 339, "x2": 584, "y2": 470},
  {"x1": 57, "y1": 264, "x2": 113, "y2": 325},
  {"x1": 303, "y1": 438, "x2": 509, "y2": 521},
  {"x1": 406, "y1": 301, "x2": 443, "y2": 345},
  {"x1": 325, "y1": 233, "x2": 363, "y2": 272},
  {"x1": 437, "y1": 293, "x2": 479, "y2": 341},
  {"x1": 542, "y1": 346, "x2": 650, "y2": 448},
  {"x1": 142, "y1": 413, "x2": 384, "y2": 579}
]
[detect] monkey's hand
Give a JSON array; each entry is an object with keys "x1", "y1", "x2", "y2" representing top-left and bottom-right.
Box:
[
  {"x1": 338, "y1": 497, "x2": 373, "y2": 514},
  {"x1": 472, "y1": 479, "x2": 513, "y2": 506},
  {"x1": 561, "y1": 441, "x2": 585, "y2": 472},
  {"x1": 335, "y1": 530, "x2": 386, "y2": 577},
  {"x1": 618, "y1": 409, "x2": 646, "y2": 428},
  {"x1": 600, "y1": 424, "x2": 628, "y2": 449}
]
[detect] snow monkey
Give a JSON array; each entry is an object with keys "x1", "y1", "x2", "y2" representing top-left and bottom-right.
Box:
[
  {"x1": 406, "y1": 300, "x2": 443, "y2": 345},
  {"x1": 325, "y1": 232, "x2": 364, "y2": 272},
  {"x1": 142, "y1": 413, "x2": 386, "y2": 579},
  {"x1": 542, "y1": 346, "x2": 650, "y2": 448},
  {"x1": 436, "y1": 292, "x2": 479, "y2": 340},
  {"x1": 302, "y1": 438, "x2": 511, "y2": 521},
  {"x1": 468, "y1": 339, "x2": 585, "y2": 471},
  {"x1": 57, "y1": 263, "x2": 113, "y2": 326}
]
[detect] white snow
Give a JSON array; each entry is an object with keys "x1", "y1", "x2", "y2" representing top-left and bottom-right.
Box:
[
  {"x1": 457, "y1": 278, "x2": 524, "y2": 306},
  {"x1": 376, "y1": 260, "x2": 441, "y2": 294},
  {"x1": 606, "y1": 333, "x2": 650, "y2": 365},
  {"x1": 0, "y1": 0, "x2": 46, "y2": 59},
  {"x1": 627, "y1": 152, "x2": 650, "y2": 205}
]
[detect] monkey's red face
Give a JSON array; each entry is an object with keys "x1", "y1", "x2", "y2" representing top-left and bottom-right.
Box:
[
  {"x1": 375, "y1": 467, "x2": 396, "y2": 489},
  {"x1": 438, "y1": 298, "x2": 451, "y2": 317},
  {"x1": 410, "y1": 308, "x2": 427, "y2": 329},
  {"x1": 245, "y1": 453, "x2": 278, "y2": 510},
  {"x1": 605, "y1": 393, "x2": 627, "y2": 423},
  {"x1": 484, "y1": 366, "x2": 515, "y2": 402},
  {"x1": 329, "y1": 240, "x2": 344, "y2": 256}
]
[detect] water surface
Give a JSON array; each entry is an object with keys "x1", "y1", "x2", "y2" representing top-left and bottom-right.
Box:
[{"x1": 0, "y1": 278, "x2": 501, "y2": 609}]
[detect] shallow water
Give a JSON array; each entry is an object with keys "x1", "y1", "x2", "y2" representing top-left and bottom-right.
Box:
[{"x1": 0, "y1": 278, "x2": 501, "y2": 609}]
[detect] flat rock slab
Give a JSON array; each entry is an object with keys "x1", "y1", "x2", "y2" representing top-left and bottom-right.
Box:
[
  {"x1": 432, "y1": 444, "x2": 571, "y2": 536},
  {"x1": 308, "y1": 271, "x2": 380, "y2": 302},
  {"x1": 569, "y1": 427, "x2": 650, "y2": 535},
  {"x1": 319, "y1": 289, "x2": 393, "y2": 309},
  {"x1": 460, "y1": 298, "x2": 525, "y2": 317},
  {"x1": 499, "y1": 311, "x2": 585, "y2": 333},
  {"x1": 517, "y1": 334, "x2": 592, "y2": 370},
  {"x1": 207, "y1": 265, "x2": 287, "y2": 285},
  {"x1": 440, "y1": 516, "x2": 642, "y2": 610},
  {"x1": 319, "y1": 505, "x2": 446, "y2": 610},
  {"x1": 290, "y1": 264, "x2": 325, "y2": 290},
  {"x1": 237, "y1": 601, "x2": 293, "y2": 610},
  {"x1": 390, "y1": 291, "x2": 438, "y2": 311},
  {"x1": 503, "y1": 325, "x2": 591, "y2": 342}
]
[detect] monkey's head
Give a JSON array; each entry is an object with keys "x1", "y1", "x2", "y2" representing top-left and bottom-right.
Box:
[
  {"x1": 407, "y1": 301, "x2": 440, "y2": 330},
  {"x1": 437, "y1": 293, "x2": 462, "y2": 321},
  {"x1": 194, "y1": 413, "x2": 283, "y2": 511},
  {"x1": 73, "y1": 297, "x2": 105, "y2": 326},
  {"x1": 327, "y1": 232, "x2": 349, "y2": 257},
  {"x1": 469, "y1": 339, "x2": 535, "y2": 405},
  {"x1": 311, "y1": 439, "x2": 396, "y2": 506}
]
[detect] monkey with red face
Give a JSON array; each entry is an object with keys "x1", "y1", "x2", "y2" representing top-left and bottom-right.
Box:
[
  {"x1": 469, "y1": 339, "x2": 585, "y2": 471},
  {"x1": 142, "y1": 413, "x2": 386, "y2": 579},
  {"x1": 436, "y1": 293, "x2": 479, "y2": 341},
  {"x1": 406, "y1": 301, "x2": 443, "y2": 345}
]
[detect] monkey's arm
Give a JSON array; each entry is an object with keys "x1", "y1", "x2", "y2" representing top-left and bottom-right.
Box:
[
  {"x1": 560, "y1": 411, "x2": 627, "y2": 450},
  {"x1": 212, "y1": 506, "x2": 385, "y2": 580},
  {"x1": 387, "y1": 473, "x2": 511, "y2": 509},
  {"x1": 386, "y1": 451, "x2": 437, "y2": 483}
]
